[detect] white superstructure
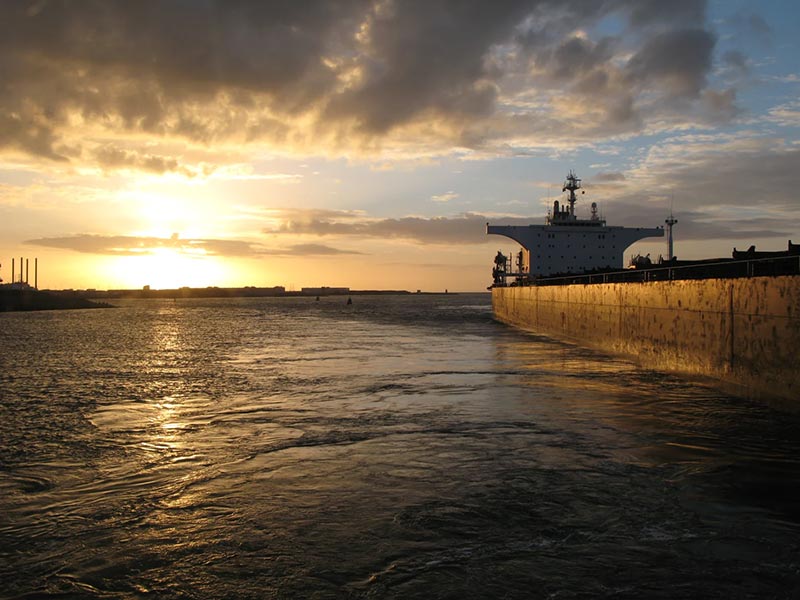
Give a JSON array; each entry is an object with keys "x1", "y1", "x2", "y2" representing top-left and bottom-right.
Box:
[{"x1": 487, "y1": 171, "x2": 663, "y2": 279}]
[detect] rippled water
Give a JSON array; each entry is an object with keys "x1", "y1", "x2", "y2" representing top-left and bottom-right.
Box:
[{"x1": 1, "y1": 294, "x2": 799, "y2": 599}]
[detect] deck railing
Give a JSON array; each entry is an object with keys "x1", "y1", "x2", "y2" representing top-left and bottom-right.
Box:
[{"x1": 503, "y1": 254, "x2": 800, "y2": 287}]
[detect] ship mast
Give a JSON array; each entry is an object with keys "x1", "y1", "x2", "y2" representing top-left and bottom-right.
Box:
[{"x1": 562, "y1": 170, "x2": 581, "y2": 218}]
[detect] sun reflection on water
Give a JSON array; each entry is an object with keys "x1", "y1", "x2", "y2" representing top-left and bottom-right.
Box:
[{"x1": 154, "y1": 397, "x2": 184, "y2": 432}]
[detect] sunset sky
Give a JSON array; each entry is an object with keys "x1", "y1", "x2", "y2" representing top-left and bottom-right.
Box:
[{"x1": 1, "y1": 0, "x2": 798, "y2": 291}]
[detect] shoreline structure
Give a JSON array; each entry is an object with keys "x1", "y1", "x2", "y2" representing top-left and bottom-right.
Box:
[{"x1": 0, "y1": 286, "x2": 432, "y2": 312}]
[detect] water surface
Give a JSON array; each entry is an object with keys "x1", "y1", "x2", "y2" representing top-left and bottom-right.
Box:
[{"x1": 2, "y1": 294, "x2": 799, "y2": 598}]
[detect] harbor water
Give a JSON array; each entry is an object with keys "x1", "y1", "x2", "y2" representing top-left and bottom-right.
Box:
[{"x1": 1, "y1": 294, "x2": 799, "y2": 598}]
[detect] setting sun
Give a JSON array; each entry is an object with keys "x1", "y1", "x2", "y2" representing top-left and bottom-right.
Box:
[{"x1": 105, "y1": 248, "x2": 227, "y2": 290}]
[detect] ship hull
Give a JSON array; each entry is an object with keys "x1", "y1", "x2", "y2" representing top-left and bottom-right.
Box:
[{"x1": 492, "y1": 276, "x2": 800, "y2": 408}]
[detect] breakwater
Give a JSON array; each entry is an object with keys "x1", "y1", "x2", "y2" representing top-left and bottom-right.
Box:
[
  {"x1": 492, "y1": 276, "x2": 800, "y2": 406},
  {"x1": 0, "y1": 288, "x2": 110, "y2": 312}
]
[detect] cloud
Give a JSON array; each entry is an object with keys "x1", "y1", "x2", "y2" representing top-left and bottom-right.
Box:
[
  {"x1": 0, "y1": 0, "x2": 733, "y2": 167},
  {"x1": 91, "y1": 145, "x2": 202, "y2": 176},
  {"x1": 626, "y1": 28, "x2": 715, "y2": 98},
  {"x1": 23, "y1": 232, "x2": 363, "y2": 258},
  {"x1": 700, "y1": 88, "x2": 739, "y2": 122},
  {"x1": 321, "y1": 1, "x2": 529, "y2": 135},
  {"x1": 262, "y1": 130, "x2": 800, "y2": 248},
  {"x1": 22, "y1": 130, "x2": 800, "y2": 255},
  {"x1": 721, "y1": 50, "x2": 749, "y2": 74},
  {"x1": 627, "y1": 0, "x2": 707, "y2": 27},
  {"x1": 264, "y1": 208, "x2": 533, "y2": 245},
  {"x1": 581, "y1": 136, "x2": 800, "y2": 243},
  {"x1": 589, "y1": 201, "x2": 792, "y2": 242},
  {"x1": 592, "y1": 172, "x2": 626, "y2": 182},
  {"x1": 23, "y1": 233, "x2": 264, "y2": 256},
  {"x1": 725, "y1": 11, "x2": 772, "y2": 45},
  {"x1": 765, "y1": 101, "x2": 800, "y2": 127},
  {"x1": 431, "y1": 191, "x2": 459, "y2": 203},
  {"x1": 278, "y1": 243, "x2": 364, "y2": 256}
]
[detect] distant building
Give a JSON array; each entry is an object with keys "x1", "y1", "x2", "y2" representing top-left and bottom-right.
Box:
[{"x1": 301, "y1": 286, "x2": 350, "y2": 296}]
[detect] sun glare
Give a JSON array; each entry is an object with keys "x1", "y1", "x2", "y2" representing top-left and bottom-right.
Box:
[
  {"x1": 133, "y1": 192, "x2": 195, "y2": 238},
  {"x1": 110, "y1": 248, "x2": 227, "y2": 290}
]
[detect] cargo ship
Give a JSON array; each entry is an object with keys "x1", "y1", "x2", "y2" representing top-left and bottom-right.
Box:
[{"x1": 485, "y1": 172, "x2": 800, "y2": 408}]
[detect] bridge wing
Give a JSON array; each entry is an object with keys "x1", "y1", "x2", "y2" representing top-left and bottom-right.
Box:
[{"x1": 486, "y1": 225, "x2": 539, "y2": 250}]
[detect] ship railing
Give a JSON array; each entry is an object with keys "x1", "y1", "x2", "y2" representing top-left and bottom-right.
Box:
[
  {"x1": 529, "y1": 254, "x2": 800, "y2": 286},
  {"x1": 491, "y1": 272, "x2": 528, "y2": 288}
]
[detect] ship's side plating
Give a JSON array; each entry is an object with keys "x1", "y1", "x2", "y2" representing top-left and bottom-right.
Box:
[{"x1": 492, "y1": 277, "x2": 800, "y2": 408}]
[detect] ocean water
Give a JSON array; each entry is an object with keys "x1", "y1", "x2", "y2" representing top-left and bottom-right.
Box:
[{"x1": 1, "y1": 293, "x2": 799, "y2": 599}]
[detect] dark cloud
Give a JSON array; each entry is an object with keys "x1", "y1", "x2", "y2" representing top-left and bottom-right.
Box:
[
  {"x1": 501, "y1": 1, "x2": 726, "y2": 136},
  {"x1": 547, "y1": 36, "x2": 615, "y2": 80},
  {"x1": 0, "y1": 0, "x2": 363, "y2": 158},
  {"x1": 322, "y1": 1, "x2": 531, "y2": 134},
  {"x1": 593, "y1": 201, "x2": 792, "y2": 243},
  {"x1": 0, "y1": 0, "x2": 729, "y2": 163},
  {"x1": 701, "y1": 88, "x2": 739, "y2": 121},
  {"x1": 285, "y1": 200, "x2": 789, "y2": 250},
  {"x1": 24, "y1": 233, "x2": 262, "y2": 256},
  {"x1": 282, "y1": 244, "x2": 364, "y2": 256},
  {"x1": 626, "y1": 29, "x2": 715, "y2": 98},
  {"x1": 722, "y1": 50, "x2": 748, "y2": 73},
  {"x1": 726, "y1": 11, "x2": 772, "y2": 44},
  {"x1": 265, "y1": 209, "x2": 533, "y2": 245},
  {"x1": 0, "y1": 113, "x2": 69, "y2": 162},
  {"x1": 92, "y1": 145, "x2": 200, "y2": 176},
  {"x1": 585, "y1": 144, "x2": 800, "y2": 243},
  {"x1": 668, "y1": 146, "x2": 799, "y2": 212},
  {"x1": 592, "y1": 172, "x2": 626, "y2": 182},
  {"x1": 23, "y1": 233, "x2": 361, "y2": 257},
  {"x1": 626, "y1": 0, "x2": 706, "y2": 28}
]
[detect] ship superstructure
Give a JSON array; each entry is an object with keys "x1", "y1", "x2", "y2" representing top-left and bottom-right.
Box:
[{"x1": 487, "y1": 171, "x2": 663, "y2": 280}]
